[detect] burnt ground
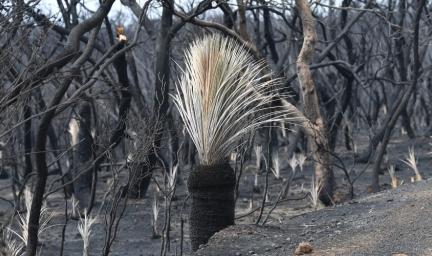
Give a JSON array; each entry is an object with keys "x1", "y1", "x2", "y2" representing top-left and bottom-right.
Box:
[
  {"x1": 196, "y1": 179, "x2": 432, "y2": 256},
  {"x1": 0, "y1": 133, "x2": 432, "y2": 255}
]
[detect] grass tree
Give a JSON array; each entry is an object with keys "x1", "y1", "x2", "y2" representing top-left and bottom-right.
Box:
[
  {"x1": 271, "y1": 150, "x2": 281, "y2": 179},
  {"x1": 387, "y1": 165, "x2": 399, "y2": 189},
  {"x1": 77, "y1": 211, "x2": 96, "y2": 256},
  {"x1": 173, "y1": 34, "x2": 305, "y2": 251},
  {"x1": 402, "y1": 147, "x2": 423, "y2": 182}
]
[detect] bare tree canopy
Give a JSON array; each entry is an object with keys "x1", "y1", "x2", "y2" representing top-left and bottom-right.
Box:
[{"x1": 0, "y1": 0, "x2": 431, "y2": 255}]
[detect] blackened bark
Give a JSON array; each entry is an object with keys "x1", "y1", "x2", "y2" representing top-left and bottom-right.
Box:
[
  {"x1": 262, "y1": 2, "x2": 279, "y2": 64},
  {"x1": 135, "y1": 0, "x2": 175, "y2": 199},
  {"x1": 394, "y1": 0, "x2": 415, "y2": 139},
  {"x1": 128, "y1": 161, "x2": 152, "y2": 199},
  {"x1": 110, "y1": 43, "x2": 132, "y2": 147},
  {"x1": 188, "y1": 163, "x2": 235, "y2": 251},
  {"x1": 370, "y1": 0, "x2": 425, "y2": 192},
  {"x1": 71, "y1": 103, "x2": 94, "y2": 210},
  {"x1": 328, "y1": 0, "x2": 355, "y2": 150},
  {"x1": 23, "y1": 104, "x2": 32, "y2": 177},
  {"x1": 217, "y1": 0, "x2": 235, "y2": 29}
]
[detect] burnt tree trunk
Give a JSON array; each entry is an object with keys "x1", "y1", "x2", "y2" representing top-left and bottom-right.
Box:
[
  {"x1": 69, "y1": 102, "x2": 94, "y2": 211},
  {"x1": 138, "y1": 0, "x2": 177, "y2": 198},
  {"x1": 369, "y1": 0, "x2": 425, "y2": 192},
  {"x1": 295, "y1": 0, "x2": 334, "y2": 205}
]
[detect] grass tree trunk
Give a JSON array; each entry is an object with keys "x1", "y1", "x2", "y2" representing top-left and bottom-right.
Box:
[
  {"x1": 295, "y1": 0, "x2": 334, "y2": 205},
  {"x1": 188, "y1": 163, "x2": 235, "y2": 251},
  {"x1": 174, "y1": 35, "x2": 305, "y2": 252}
]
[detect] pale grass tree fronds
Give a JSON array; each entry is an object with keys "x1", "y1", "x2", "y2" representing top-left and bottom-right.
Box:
[
  {"x1": 248, "y1": 198, "x2": 253, "y2": 211},
  {"x1": 271, "y1": 151, "x2": 280, "y2": 179},
  {"x1": 254, "y1": 145, "x2": 262, "y2": 170},
  {"x1": 167, "y1": 163, "x2": 179, "y2": 189},
  {"x1": 401, "y1": 147, "x2": 423, "y2": 182},
  {"x1": 296, "y1": 153, "x2": 307, "y2": 172},
  {"x1": 2, "y1": 229, "x2": 24, "y2": 256},
  {"x1": 309, "y1": 176, "x2": 324, "y2": 211},
  {"x1": 151, "y1": 193, "x2": 160, "y2": 238},
  {"x1": 428, "y1": 143, "x2": 432, "y2": 156},
  {"x1": 388, "y1": 165, "x2": 399, "y2": 189},
  {"x1": 77, "y1": 211, "x2": 97, "y2": 256},
  {"x1": 68, "y1": 117, "x2": 79, "y2": 146},
  {"x1": 35, "y1": 205, "x2": 54, "y2": 240},
  {"x1": 230, "y1": 152, "x2": 238, "y2": 163},
  {"x1": 384, "y1": 154, "x2": 389, "y2": 165},
  {"x1": 288, "y1": 155, "x2": 298, "y2": 173},
  {"x1": 15, "y1": 188, "x2": 34, "y2": 245},
  {"x1": 23, "y1": 188, "x2": 32, "y2": 212},
  {"x1": 253, "y1": 173, "x2": 260, "y2": 193},
  {"x1": 71, "y1": 195, "x2": 79, "y2": 218},
  {"x1": 280, "y1": 122, "x2": 287, "y2": 138},
  {"x1": 300, "y1": 183, "x2": 305, "y2": 193},
  {"x1": 265, "y1": 194, "x2": 270, "y2": 203},
  {"x1": 173, "y1": 34, "x2": 306, "y2": 165},
  {"x1": 10, "y1": 188, "x2": 53, "y2": 248},
  {"x1": 353, "y1": 141, "x2": 358, "y2": 154},
  {"x1": 382, "y1": 105, "x2": 387, "y2": 115}
]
